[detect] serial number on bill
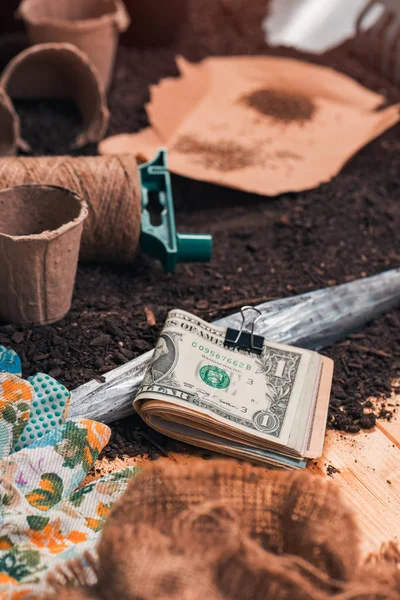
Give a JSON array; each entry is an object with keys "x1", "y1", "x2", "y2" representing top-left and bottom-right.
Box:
[{"x1": 191, "y1": 341, "x2": 252, "y2": 370}]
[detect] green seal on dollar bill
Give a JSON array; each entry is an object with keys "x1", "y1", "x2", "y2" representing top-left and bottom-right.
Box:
[{"x1": 200, "y1": 365, "x2": 230, "y2": 389}]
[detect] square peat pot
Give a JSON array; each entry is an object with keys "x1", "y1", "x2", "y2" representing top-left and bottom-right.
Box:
[{"x1": 0, "y1": 184, "x2": 88, "y2": 326}]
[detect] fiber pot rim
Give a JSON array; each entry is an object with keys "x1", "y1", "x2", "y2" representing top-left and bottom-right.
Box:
[
  {"x1": 0, "y1": 42, "x2": 110, "y2": 149},
  {"x1": 0, "y1": 88, "x2": 20, "y2": 156},
  {"x1": 17, "y1": 0, "x2": 130, "y2": 33},
  {"x1": 0, "y1": 184, "x2": 89, "y2": 242}
]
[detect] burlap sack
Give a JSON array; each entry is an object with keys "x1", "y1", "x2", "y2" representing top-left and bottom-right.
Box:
[{"x1": 45, "y1": 459, "x2": 400, "y2": 600}]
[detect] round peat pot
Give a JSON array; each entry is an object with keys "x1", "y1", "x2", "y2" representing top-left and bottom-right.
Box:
[
  {"x1": 17, "y1": 0, "x2": 130, "y2": 89},
  {"x1": 121, "y1": 0, "x2": 188, "y2": 46},
  {"x1": 0, "y1": 185, "x2": 88, "y2": 326},
  {"x1": 0, "y1": 43, "x2": 110, "y2": 149}
]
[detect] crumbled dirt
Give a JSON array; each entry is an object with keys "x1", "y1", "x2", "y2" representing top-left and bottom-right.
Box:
[
  {"x1": 242, "y1": 88, "x2": 316, "y2": 124},
  {"x1": 173, "y1": 135, "x2": 262, "y2": 171},
  {"x1": 0, "y1": 0, "x2": 399, "y2": 460},
  {"x1": 327, "y1": 465, "x2": 340, "y2": 477},
  {"x1": 14, "y1": 99, "x2": 94, "y2": 157}
]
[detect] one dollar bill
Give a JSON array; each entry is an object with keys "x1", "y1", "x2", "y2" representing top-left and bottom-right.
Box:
[{"x1": 134, "y1": 309, "x2": 333, "y2": 469}]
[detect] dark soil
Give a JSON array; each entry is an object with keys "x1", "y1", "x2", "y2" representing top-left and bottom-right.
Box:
[
  {"x1": 326, "y1": 465, "x2": 340, "y2": 477},
  {"x1": 0, "y1": 0, "x2": 400, "y2": 460}
]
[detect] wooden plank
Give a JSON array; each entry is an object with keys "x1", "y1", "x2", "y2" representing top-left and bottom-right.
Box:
[
  {"x1": 375, "y1": 389, "x2": 400, "y2": 441},
  {"x1": 378, "y1": 420, "x2": 400, "y2": 442},
  {"x1": 309, "y1": 426, "x2": 400, "y2": 555}
]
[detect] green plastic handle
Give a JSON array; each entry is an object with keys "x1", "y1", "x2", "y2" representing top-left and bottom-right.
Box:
[{"x1": 140, "y1": 149, "x2": 213, "y2": 273}]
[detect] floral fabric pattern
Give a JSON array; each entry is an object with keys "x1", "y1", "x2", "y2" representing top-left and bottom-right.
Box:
[
  {"x1": 0, "y1": 348, "x2": 21, "y2": 377},
  {"x1": 0, "y1": 358, "x2": 140, "y2": 599},
  {"x1": 0, "y1": 374, "x2": 34, "y2": 459}
]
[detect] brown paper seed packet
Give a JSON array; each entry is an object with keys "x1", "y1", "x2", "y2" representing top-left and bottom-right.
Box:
[{"x1": 100, "y1": 55, "x2": 400, "y2": 196}]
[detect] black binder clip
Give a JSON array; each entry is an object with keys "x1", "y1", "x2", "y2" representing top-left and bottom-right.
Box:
[{"x1": 224, "y1": 306, "x2": 264, "y2": 355}]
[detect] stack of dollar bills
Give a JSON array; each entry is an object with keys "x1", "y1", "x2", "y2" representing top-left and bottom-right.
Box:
[{"x1": 134, "y1": 310, "x2": 334, "y2": 469}]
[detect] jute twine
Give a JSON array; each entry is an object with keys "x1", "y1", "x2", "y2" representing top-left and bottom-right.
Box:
[{"x1": 0, "y1": 155, "x2": 141, "y2": 263}]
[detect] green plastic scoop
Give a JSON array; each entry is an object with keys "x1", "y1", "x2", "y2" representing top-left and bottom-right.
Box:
[{"x1": 140, "y1": 149, "x2": 213, "y2": 273}]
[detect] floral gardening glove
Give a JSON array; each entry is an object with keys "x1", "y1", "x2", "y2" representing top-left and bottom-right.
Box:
[
  {"x1": 0, "y1": 344, "x2": 71, "y2": 458},
  {"x1": 0, "y1": 347, "x2": 139, "y2": 599},
  {"x1": 0, "y1": 348, "x2": 21, "y2": 377}
]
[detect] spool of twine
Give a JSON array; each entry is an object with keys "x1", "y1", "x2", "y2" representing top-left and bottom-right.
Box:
[{"x1": 0, "y1": 155, "x2": 141, "y2": 263}]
